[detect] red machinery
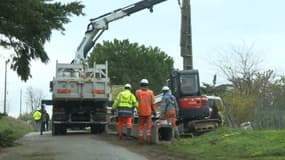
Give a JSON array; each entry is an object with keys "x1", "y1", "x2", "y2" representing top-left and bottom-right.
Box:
[
  {"x1": 169, "y1": 70, "x2": 220, "y2": 135},
  {"x1": 168, "y1": 1, "x2": 220, "y2": 135}
]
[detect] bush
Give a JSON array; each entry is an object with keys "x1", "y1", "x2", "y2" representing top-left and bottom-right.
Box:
[
  {"x1": 0, "y1": 116, "x2": 32, "y2": 147},
  {"x1": 0, "y1": 129, "x2": 16, "y2": 147}
]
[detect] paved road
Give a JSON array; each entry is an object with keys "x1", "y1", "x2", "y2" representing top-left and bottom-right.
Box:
[{"x1": 0, "y1": 131, "x2": 148, "y2": 160}]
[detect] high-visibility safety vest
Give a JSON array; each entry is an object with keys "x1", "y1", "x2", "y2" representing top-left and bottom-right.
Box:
[
  {"x1": 33, "y1": 110, "x2": 42, "y2": 121},
  {"x1": 136, "y1": 89, "x2": 155, "y2": 116},
  {"x1": 113, "y1": 89, "x2": 138, "y2": 117}
]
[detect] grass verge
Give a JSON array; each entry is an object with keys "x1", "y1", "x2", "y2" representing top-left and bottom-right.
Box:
[
  {"x1": 0, "y1": 116, "x2": 32, "y2": 147},
  {"x1": 166, "y1": 127, "x2": 285, "y2": 160}
]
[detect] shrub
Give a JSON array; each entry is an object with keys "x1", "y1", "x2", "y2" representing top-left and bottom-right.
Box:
[{"x1": 0, "y1": 129, "x2": 16, "y2": 147}]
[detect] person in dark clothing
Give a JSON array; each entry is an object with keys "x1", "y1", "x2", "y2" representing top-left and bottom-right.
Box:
[{"x1": 42, "y1": 110, "x2": 50, "y2": 131}]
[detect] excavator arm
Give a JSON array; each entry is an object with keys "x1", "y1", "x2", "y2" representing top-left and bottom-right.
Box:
[{"x1": 73, "y1": 0, "x2": 167, "y2": 64}]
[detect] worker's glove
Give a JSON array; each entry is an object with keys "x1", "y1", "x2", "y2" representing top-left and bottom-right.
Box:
[{"x1": 152, "y1": 112, "x2": 157, "y2": 117}]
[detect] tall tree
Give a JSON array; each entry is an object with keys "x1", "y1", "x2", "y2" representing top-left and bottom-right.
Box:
[
  {"x1": 88, "y1": 39, "x2": 174, "y2": 94},
  {"x1": 0, "y1": 0, "x2": 84, "y2": 81}
]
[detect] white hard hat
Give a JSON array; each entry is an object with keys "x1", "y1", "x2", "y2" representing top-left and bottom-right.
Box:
[
  {"x1": 140, "y1": 79, "x2": 149, "y2": 84},
  {"x1": 162, "y1": 86, "x2": 170, "y2": 91},
  {"x1": 124, "y1": 83, "x2": 132, "y2": 89}
]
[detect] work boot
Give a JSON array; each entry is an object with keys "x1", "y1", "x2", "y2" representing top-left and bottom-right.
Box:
[
  {"x1": 126, "y1": 128, "x2": 132, "y2": 140},
  {"x1": 146, "y1": 135, "x2": 152, "y2": 144}
]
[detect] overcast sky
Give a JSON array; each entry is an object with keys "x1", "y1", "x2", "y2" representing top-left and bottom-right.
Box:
[{"x1": 1, "y1": 0, "x2": 285, "y2": 117}]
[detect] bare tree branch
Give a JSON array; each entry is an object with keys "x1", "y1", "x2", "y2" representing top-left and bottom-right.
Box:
[
  {"x1": 25, "y1": 86, "x2": 44, "y2": 112},
  {"x1": 214, "y1": 43, "x2": 263, "y2": 95}
]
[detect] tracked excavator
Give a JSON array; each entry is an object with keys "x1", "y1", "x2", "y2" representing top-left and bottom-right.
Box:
[{"x1": 169, "y1": 0, "x2": 221, "y2": 135}]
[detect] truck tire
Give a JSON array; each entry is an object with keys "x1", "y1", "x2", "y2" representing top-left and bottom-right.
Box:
[
  {"x1": 52, "y1": 124, "x2": 56, "y2": 135},
  {"x1": 52, "y1": 124, "x2": 67, "y2": 135},
  {"x1": 91, "y1": 124, "x2": 105, "y2": 134},
  {"x1": 91, "y1": 125, "x2": 96, "y2": 134},
  {"x1": 52, "y1": 123, "x2": 60, "y2": 135},
  {"x1": 60, "y1": 125, "x2": 67, "y2": 135},
  {"x1": 97, "y1": 124, "x2": 106, "y2": 133}
]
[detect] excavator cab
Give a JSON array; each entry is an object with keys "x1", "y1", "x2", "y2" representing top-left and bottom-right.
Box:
[
  {"x1": 170, "y1": 70, "x2": 214, "y2": 134},
  {"x1": 170, "y1": 69, "x2": 209, "y2": 120},
  {"x1": 170, "y1": 69, "x2": 201, "y2": 97}
]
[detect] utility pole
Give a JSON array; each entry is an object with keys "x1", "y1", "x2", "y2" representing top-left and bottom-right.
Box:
[
  {"x1": 180, "y1": 0, "x2": 193, "y2": 70},
  {"x1": 4, "y1": 59, "x2": 9, "y2": 114}
]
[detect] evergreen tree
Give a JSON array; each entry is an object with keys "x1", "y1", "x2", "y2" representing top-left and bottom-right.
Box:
[
  {"x1": 0, "y1": 0, "x2": 84, "y2": 81},
  {"x1": 88, "y1": 39, "x2": 174, "y2": 94}
]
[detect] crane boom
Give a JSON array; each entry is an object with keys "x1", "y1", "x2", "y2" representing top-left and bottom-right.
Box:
[{"x1": 74, "y1": 0, "x2": 167, "y2": 64}]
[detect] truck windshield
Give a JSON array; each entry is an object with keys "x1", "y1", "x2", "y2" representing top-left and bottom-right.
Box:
[{"x1": 180, "y1": 74, "x2": 199, "y2": 95}]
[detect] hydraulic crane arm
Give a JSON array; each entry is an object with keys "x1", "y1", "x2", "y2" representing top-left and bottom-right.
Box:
[{"x1": 74, "y1": 0, "x2": 167, "y2": 64}]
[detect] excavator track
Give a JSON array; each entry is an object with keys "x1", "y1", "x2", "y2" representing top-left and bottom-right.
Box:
[{"x1": 188, "y1": 119, "x2": 220, "y2": 133}]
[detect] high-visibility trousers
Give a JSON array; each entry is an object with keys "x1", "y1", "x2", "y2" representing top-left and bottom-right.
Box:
[
  {"x1": 138, "y1": 115, "x2": 152, "y2": 140},
  {"x1": 117, "y1": 117, "x2": 132, "y2": 137},
  {"x1": 162, "y1": 110, "x2": 177, "y2": 127},
  {"x1": 118, "y1": 117, "x2": 133, "y2": 129}
]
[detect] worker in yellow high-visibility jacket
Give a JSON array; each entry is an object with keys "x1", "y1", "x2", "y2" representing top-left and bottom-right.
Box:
[
  {"x1": 112, "y1": 84, "x2": 138, "y2": 140},
  {"x1": 33, "y1": 108, "x2": 42, "y2": 130}
]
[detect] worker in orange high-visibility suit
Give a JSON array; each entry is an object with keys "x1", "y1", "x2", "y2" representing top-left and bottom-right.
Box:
[
  {"x1": 113, "y1": 84, "x2": 138, "y2": 140},
  {"x1": 136, "y1": 79, "x2": 156, "y2": 144}
]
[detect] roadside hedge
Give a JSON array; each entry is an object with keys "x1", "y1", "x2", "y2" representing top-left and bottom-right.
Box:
[{"x1": 0, "y1": 115, "x2": 32, "y2": 147}]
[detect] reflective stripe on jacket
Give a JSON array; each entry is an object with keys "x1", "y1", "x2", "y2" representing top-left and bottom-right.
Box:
[
  {"x1": 136, "y1": 89, "x2": 155, "y2": 116},
  {"x1": 117, "y1": 108, "x2": 133, "y2": 117}
]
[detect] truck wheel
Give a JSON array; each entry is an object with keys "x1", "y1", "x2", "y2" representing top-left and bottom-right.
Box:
[
  {"x1": 91, "y1": 124, "x2": 105, "y2": 134},
  {"x1": 91, "y1": 125, "x2": 96, "y2": 134},
  {"x1": 60, "y1": 126, "x2": 67, "y2": 135},
  {"x1": 52, "y1": 124, "x2": 66, "y2": 135},
  {"x1": 52, "y1": 124, "x2": 60, "y2": 135},
  {"x1": 52, "y1": 124, "x2": 56, "y2": 135},
  {"x1": 97, "y1": 124, "x2": 106, "y2": 134}
]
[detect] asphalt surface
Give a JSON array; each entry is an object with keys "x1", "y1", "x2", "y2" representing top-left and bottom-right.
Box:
[{"x1": 0, "y1": 131, "x2": 149, "y2": 160}]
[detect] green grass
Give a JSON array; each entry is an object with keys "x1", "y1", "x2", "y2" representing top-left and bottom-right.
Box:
[
  {"x1": 166, "y1": 128, "x2": 285, "y2": 160},
  {"x1": 0, "y1": 116, "x2": 32, "y2": 147}
]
